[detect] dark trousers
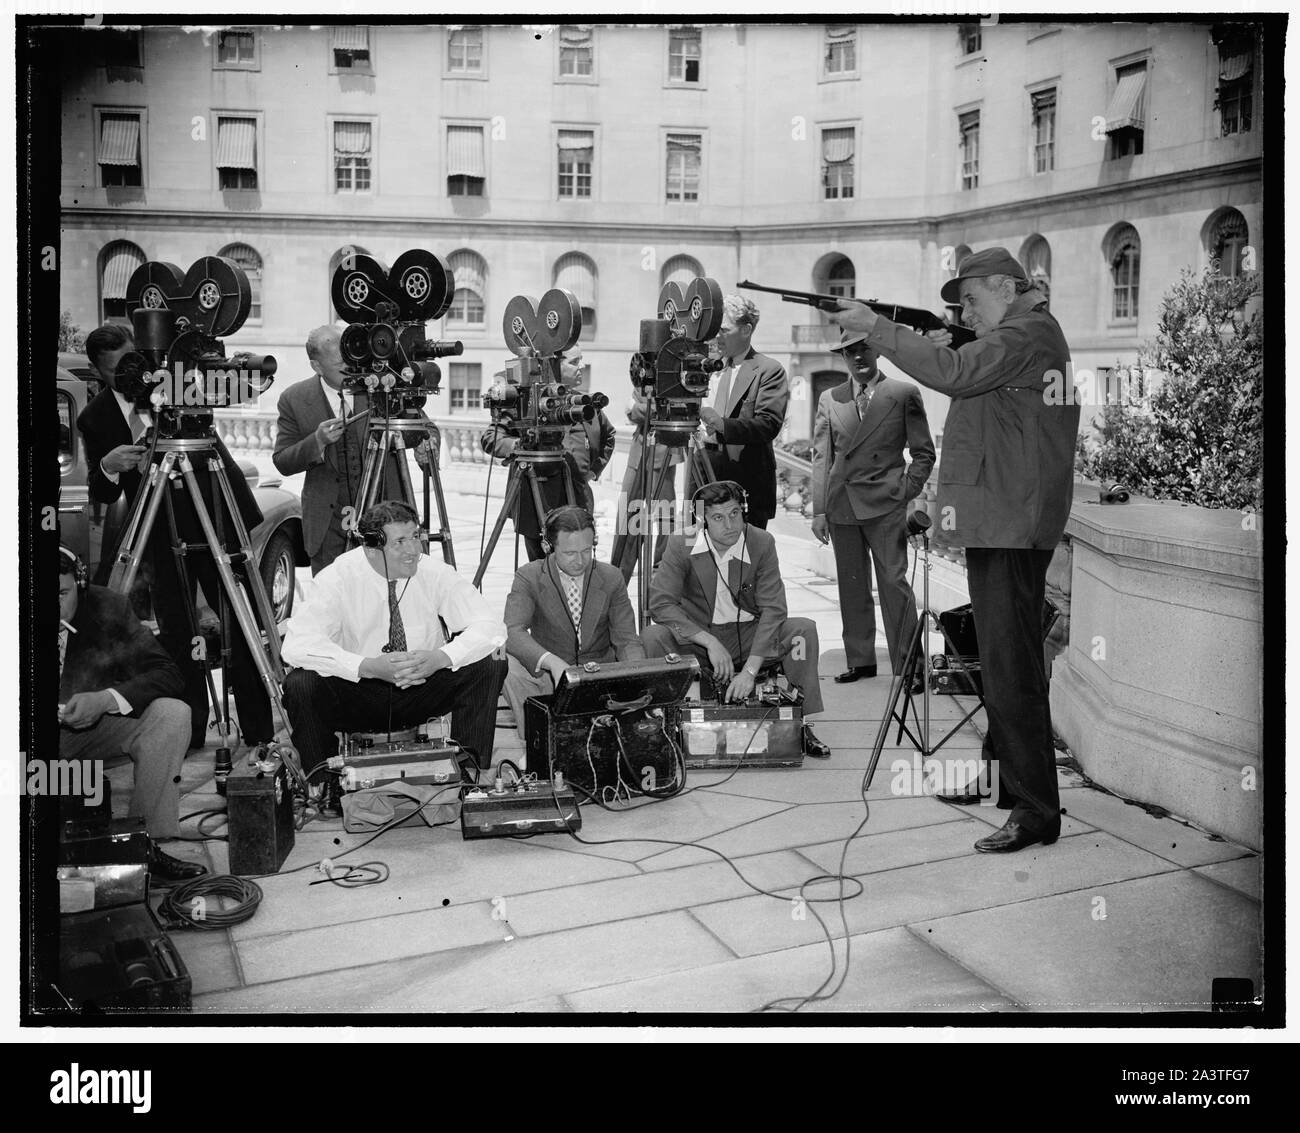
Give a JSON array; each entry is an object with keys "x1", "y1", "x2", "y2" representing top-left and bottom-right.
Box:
[
  {"x1": 149, "y1": 542, "x2": 274, "y2": 747},
  {"x1": 830, "y1": 506, "x2": 917, "y2": 672},
  {"x1": 965, "y1": 548, "x2": 1059, "y2": 831},
  {"x1": 282, "y1": 655, "x2": 507, "y2": 773}
]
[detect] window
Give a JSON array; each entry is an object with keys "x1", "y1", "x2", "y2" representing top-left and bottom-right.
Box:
[
  {"x1": 334, "y1": 121, "x2": 372, "y2": 193},
  {"x1": 1032, "y1": 88, "x2": 1056, "y2": 173},
  {"x1": 959, "y1": 110, "x2": 980, "y2": 190},
  {"x1": 661, "y1": 254, "x2": 704, "y2": 290},
  {"x1": 447, "y1": 125, "x2": 486, "y2": 196},
  {"x1": 1208, "y1": 209, "x2": 1249, "y2": 278},
  {"x1": 554, "y1": 253, "x2": 597, "y2": 339},
  {"x1": 332, "y1": 26, "x2": 372, "y2": 72},
  {"x1": 99, "y1": 240, "x2": 145, "y2": 324},
  {"x1": 220, "y1": 243, "x2": 263, "y2": 322},
  {"x1": 824, "y1": 25, "x2": 856, "y2": 76},
  {"x1": 1106, "y1": 224, "x2": 1140, "y2": 322},
  {"x1": 103, "y1": 28, "x2": 141, "y2": 77},
  {"x1": 557, "y1": 130, "x2": 593, "y2": 199},
  {"x1": 558, "y1": 25, "x2": 593, "y2": 77},
  {"x1": 98, "y1": 112, "x2": 142, "y2": 187},
  {"x1": 668, "y1": 27, "x2": 702, "y2": 83},
  {"x1": 216, "y1": 116, "x2": 258, "y2": 190},
  {"x1": 665, "y1": 133, "x2": 701, "y2": 202},
  {"x1": 1020, "y1": 235, "x2": 1052, "y2": 307},
  {"x1": 827, "y1": 257, "x2": 856, "y2": 299},
  {"x1": 446, "y1": 250, "x2": 487, "y2": 329},
  {"x1": 1215, "y1": 30, "x2": 1254, "y2": 135},
  {"x1": 216, "y1": 29, "x2": 257, "y2": 69},
  {"x1": 959, "y1": 23, "x2": 982, "y2": 56},
  {"x1": 1105, "y1": 61, "x2": 1147, "y2": 159},
  {"x1": 448, "y1": 363, "x2": 483, "y2": 413},
  {"x1": 447, "y1": 26, "x2": 483, "y2": 74},
  {"x1": 821, "y1": 127, "x2": 855, "y2": 199}
]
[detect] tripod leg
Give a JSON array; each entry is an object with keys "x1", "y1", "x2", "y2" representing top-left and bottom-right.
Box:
[
  {"x1": 108, "y1": 452, "x2": 178, "y2": 594},
  {"x1": 472, "y1": 463, "x2": 525, "y2": 589},
  {"x1": 864, "y1": 611, "x2": 929, "y2": 794},
  {"x1": 425, "y1": 458, "x2": 456, "y2": 567},
  {"x1": 636, "y1": 448, "x2": 676, "y2": 631}
]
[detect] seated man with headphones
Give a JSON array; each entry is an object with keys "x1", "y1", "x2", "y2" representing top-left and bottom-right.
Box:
[
  {"x1": 58, "y1": 546, "x2": 207, "y2": 883},
  {"x1": 502, "y1": 505, "x2": 646, "y2": 749},
  {"x1": 281, "y1": 500, "x2": 508, "y2": 781},
  {"x1": 641, "y1": 481, "x2": 832, "y2": 759}
]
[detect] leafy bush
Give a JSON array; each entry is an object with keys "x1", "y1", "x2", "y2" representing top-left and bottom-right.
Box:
[
  {"x1": 1081, "y1": 267, "x2": 1262, "y2": 510},
  {"x1": 58, "y1": 310, "x2": 86, "y2": 353}
]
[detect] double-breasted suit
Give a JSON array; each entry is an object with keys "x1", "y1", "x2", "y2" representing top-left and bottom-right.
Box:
[{"x1": 704, "y1": 348, "x2": 789, "y2": 526}]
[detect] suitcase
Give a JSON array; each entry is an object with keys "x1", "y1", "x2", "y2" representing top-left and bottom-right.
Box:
[{"x1": 58, "y1": 903, "x2": 192, "y2": 1012}]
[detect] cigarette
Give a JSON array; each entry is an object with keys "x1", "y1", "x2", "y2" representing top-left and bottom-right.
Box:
[{"x1": 60, "y1": 619, "x2": 78, "y2": 634}]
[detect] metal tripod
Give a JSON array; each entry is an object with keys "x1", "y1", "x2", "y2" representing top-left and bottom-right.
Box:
[
  {"x1": 350, "y1": 417, "x2": 455, "y2": 566},
  {"x1": 107, "y1": 434, "x2": 302, "y2": 789},
  {"x1": 472, "y1": 448, "x2": 579, "y2": 588},
  {"x1": 863, "y1": 526, "x2": 986, "y2": 792}
]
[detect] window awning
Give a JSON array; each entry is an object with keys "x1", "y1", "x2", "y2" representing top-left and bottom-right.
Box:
[
  {"x1": 557, "y1": 130, "x2": 593, "y2": 159},
  {"x1": 662, "y1": 257, "x2": 703, "y2": 289},
  {"x1": 447, "y1": 126, "x2": 485, "y2": 177},
  {"x1": 1219, "y1": 51, "x2": 1253, "y2": 82},
  {"x1": 1105, "y1": 69, "x2": 1147, "y2": 133},
  {"x1": 332, "y1": 26, "x2": 369, "y2": 52},
  {"x1": 216, "y1": 118, "x2": 257, "y2": 169},
  {"x1": 448, "y1": 252, "x2": 485, "y2": 296},
  {"x1": 99, "y1": 116, "x2": 140, "y2": 165},
  {"x1": 559, "y1": 25, "x2": 591, "y2": 46},
  {"x1": 667, "y1": 134, "x2": 701, "y2": 153},
  {"x1": 334, "y1": 121, "x2": 371, "y2": 155},
  {"x1": 826, "y1": 25, "x2": 855, "y2": 40},
  {"x1": 102, "y1": 244, "x2": 144, "y2": 299},
  {"x1": 822, "y1": 128, "x2": 854, "y2": 163},
  {"x1": 554, "y1": 255, "x2": 595, "y2": 306}
]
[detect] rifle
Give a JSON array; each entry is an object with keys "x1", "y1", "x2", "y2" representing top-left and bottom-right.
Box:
[{"x1": 736, "y1": 280, "x2": 977, "y2": 349}]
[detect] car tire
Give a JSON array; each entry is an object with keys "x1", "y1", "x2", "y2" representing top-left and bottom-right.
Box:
[{"x1": 259, "y1": 529, "x2": 297, "y2": 624}]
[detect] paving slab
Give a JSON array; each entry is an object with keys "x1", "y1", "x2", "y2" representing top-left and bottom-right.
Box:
[
  {"x1": 566, "y1": 925, "x2": 1021, "y2": 1014},
  {"x1": 163, "y1": 926, "x2": 242, "y2": 995},
  {"x1": 918, "y1": 871, "x2": 1262, "y2": 1012},
  {"x1": 1045, "y1": 787, "x2": 1255, "y2": 868},
  {"x1": 690, "y1": 831, "x2": 1179, "y2": 958},
  {"x1": 1193, "y1": 855, "x2": 1263, "y2": 901},
  {"x1": 797, "y1": 816, "x2": 999, "y2": 877},
  {"x1": 945, "y1": 804, "x2": 1097, "y2": 839},
  {"x1": 199, "y1": 910, "x2": 733, "y2": 1014}
]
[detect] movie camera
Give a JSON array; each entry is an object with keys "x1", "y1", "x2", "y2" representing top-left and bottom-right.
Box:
[
  {"x1": 330, "y1": 249, "x2": 464, "y2": 412},
  {"x1": 114, "y1": 256, "x2": 277, "y2": 438},
  {"x1": 484, "y1": 288, "x2": 608, "y2": 447},
  {"x1": 628, "y1": 277, "x2": 725, "y2": 445}
]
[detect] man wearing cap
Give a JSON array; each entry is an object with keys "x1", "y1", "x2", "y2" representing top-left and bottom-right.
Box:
[
  {"x1": 811, "y1": 330, "x2": 935, "y2": 686},
  {"x1": 829, "y1": 248, "x2": 1080, "y2": 854}
]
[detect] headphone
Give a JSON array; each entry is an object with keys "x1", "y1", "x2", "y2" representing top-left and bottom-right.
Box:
[
  {"x1": 540, "y1": 505, "x2": 598, "y2": 556},
  {"x1": 59, "y1": 545, "x2": 89, "y2": 592},
  {"x1": 691, "y1": 480, "x2": 749, "y2": 523},
  {"x1": 358, "y1": 501, "x2": 420, "y2": 549}
]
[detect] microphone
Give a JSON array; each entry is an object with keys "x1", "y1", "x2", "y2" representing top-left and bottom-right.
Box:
[{"x1": 906, "y1": 509, "x2": 932, "y2": 537}]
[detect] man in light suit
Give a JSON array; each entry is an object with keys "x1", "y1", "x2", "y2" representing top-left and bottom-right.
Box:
[
  {"x1": 502, "y1": 505, "x2": 645, "y2": 747},
  {"x1": 697, "y1": 295, "x2": 789, "y2": 528},
  {"x1": 811, "y1": 328, "x2": 936, "y2": 685},
  {"x1": 273, "y1": 325, "x2": 433, "y2": 575},
  {"x1": 641, "y1": 481, "x2": 831, "y2": 758}
]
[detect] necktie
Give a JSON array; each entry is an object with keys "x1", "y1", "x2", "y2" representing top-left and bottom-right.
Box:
[
  {"x1": 130, "y1": 413, "x2": 148, "y2": 443},
  {"x1": 58, "y1": 627, "x2": 68, "y2": 680},
  {"x1": 855, "y1": 381, "x2": 874, "y2": 421},
  {"x1": 563, "y1": 572, "x2": 583, "y2": 643},
  {"x1": 387, "y1": 580, "x2": 407, "y2": 652}
]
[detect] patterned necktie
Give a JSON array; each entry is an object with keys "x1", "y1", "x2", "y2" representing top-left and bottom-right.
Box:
[
  {"x1": 387, "y1": 580, "x2": 407, "y2": 652},
  {"x1": 563, "y1": 572, "x2": 583, "y2": 642},
  {"x1": 855, "y1": 381, "x2": 874, "y2": 421},
  {"x1": 58, "y1": 626, "x2": 68, "y2": 680}
]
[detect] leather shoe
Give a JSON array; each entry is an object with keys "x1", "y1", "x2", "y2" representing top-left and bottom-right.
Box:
[
  {"x1": 936, "y1": 786, "x2": 987, "y2": 805},
  {"x1": 149, "y1": 842, "x2": 208, "y2": 885},
  {"x1": 834, "y1": 666, "x2": 876, "y2": 683},
  {"x1": 973, "y1": 819, "x2": 1060, "y2": 854},
  {"x1": 802, "y1": 725, "x2": 832, "y2": 759}
]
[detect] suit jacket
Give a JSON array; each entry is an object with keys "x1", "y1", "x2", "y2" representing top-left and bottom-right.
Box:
[
  {"x1": 865, "y1": 292, "x2": 1080, "y2": 548},
  {"x1": 60, "y1": 584, "x2": 185, "y2": 710},
  {"x1": 812, "y1": 375, "x2": 936, "y2": 522},
  {"x1": 505, "y1": 558, "x2": 646, "y2": 671},
  {"x1": 706, "y1": 348, "x2": 789, "y2": 521},
  {"x1": 78, "y1": 386, "x2": 263, "y2": 548},
  {"x1": 648, "y1": 524, "x2": 787, "y2": 662},
  {"x1": 272, "y1": 376, "x2": 406, "y2": 558}
]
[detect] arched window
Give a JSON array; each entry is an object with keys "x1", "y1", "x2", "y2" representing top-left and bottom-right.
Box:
[
  {"x1": 660, "y1": 254, "x2": 704, "y2": 291},
  {"x1": 1020, "y1": 235, "x2": 1052, "y2": 307},
  {"x1": 1105, "y1": 224, "x2": 1140, "y2": 322},
  {"x1": 826, "y1": 256, "x2": 856, "y2": 299},
  {"x1": 446, "y1": 248, "x2": 487, "y2": 328},
  {"x1": 553, "y1": 251, "x2": 597, "y2": 340},
  {"x1": 1205, "y1": 208, "x2": 1249, "y2": 278},
  {"x1": 99, "y1": 240, "x2": 146, "y2": 324},
  {"x1": 951, "y1": 243, "x2": 972, "y2": 277},
  {"x1": 327, "y1": 244, "x2": 372, "y2": 322},
  {"x1": 219, "y1": 242, "x2": 263, "y2": 322}
]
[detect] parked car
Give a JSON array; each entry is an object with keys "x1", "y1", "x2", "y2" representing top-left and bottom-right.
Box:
[{"x1": 57, "y1": 355, "x2": 306, "y2": 624}]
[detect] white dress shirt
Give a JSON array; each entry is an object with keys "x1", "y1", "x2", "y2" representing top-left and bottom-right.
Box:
[
  {"x1": 281, "y1": 547, "x2": 505, "y2": 682},
  {"x1": 691, "y1": 528, "x2": 756, "y2": 627},
  {"x1": 99, "y1": 389, "x2": 153, "y2": 485},
  {"x1": 321, "y1": 378, "x2": 354, "y2": 417}
]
